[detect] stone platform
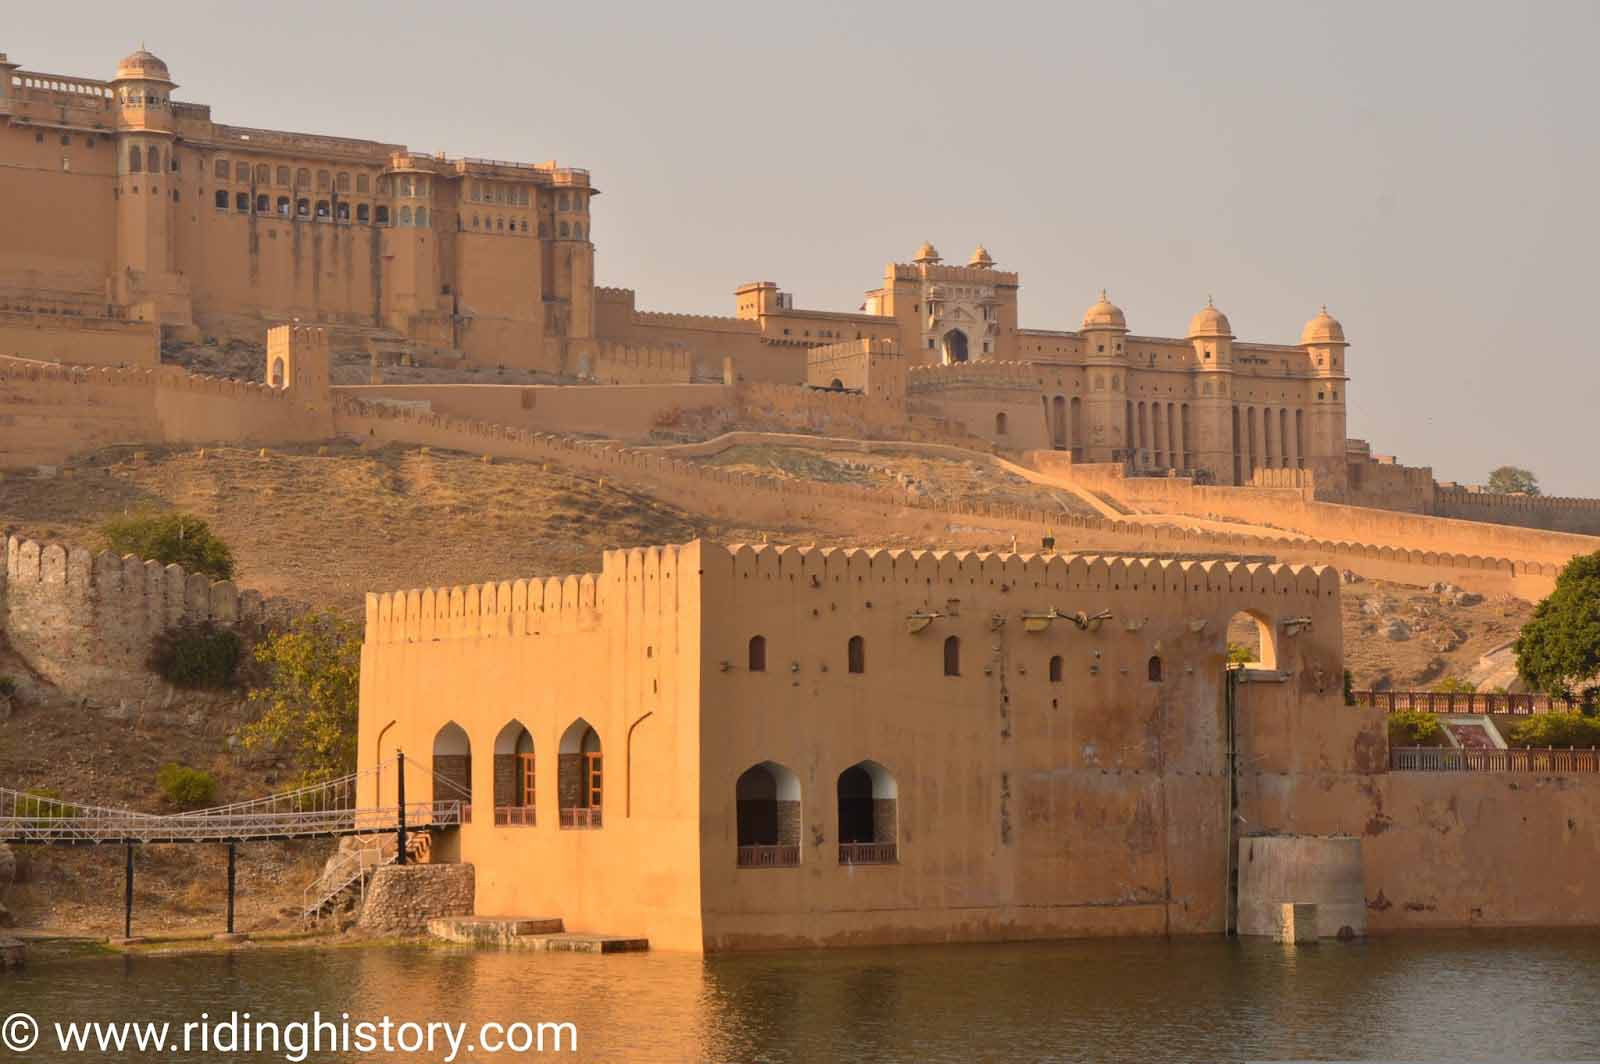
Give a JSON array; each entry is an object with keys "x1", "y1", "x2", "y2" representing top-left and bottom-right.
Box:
[
  {"x1": 427, "y1": 916, "x2": 646, "y2": 953},
  {"x1": 0, "y1": 937, "x2": 23, "y2": 969}
]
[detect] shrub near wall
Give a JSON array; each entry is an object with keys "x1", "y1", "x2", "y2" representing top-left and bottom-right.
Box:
[
  {"x1": 147, "y1": 622, "x2": 243, "y2": 689},
  {"x1": 1506, "y1": 713, "x2": 1600, "y2": 749}
]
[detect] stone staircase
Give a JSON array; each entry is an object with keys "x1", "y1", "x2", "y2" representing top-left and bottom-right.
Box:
[
  {"x1": 301, "y1": 833, "x2": 430, "y2": 926},
  {"x1": 427, "y1": 915, "x2": 647, "y2": 954}
]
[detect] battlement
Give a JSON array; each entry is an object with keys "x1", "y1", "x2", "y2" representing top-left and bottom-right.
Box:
[
  {"x1": 594, "y1": 286, "x2": 637, "y2": 304},
  {"x1": 1435, "y1": 487, "x2": 1600, "y2": 513},
  {"x1": 806, "y1": 339, "x2": 900, "y2": 370},
  {"x1": 907, "y1": 361, "x2": 1042, "y2": 393},
  {"x1": 630, "y1": 309, "x2": 758, "y2": 334},
  {"x1": 589, "y1": 343, "x2": 693, "y2": 384},
  {"x1": 2, "y1": 533, "x2": 271, "y2": 703},
  {"x1": 889, "y1": 263, "x2": 1021, "y2": 287}
]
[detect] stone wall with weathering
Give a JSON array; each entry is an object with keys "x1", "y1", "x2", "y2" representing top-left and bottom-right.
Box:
[{"x1": 0, "y1": 533, "x2": 269, "y2": 705}]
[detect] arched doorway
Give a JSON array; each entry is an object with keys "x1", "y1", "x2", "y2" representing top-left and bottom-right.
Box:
[
  {"x1": 941, "y1": 329, "x2": 969, "y2": 364},
  {"x1": 558, "y1": 718, "x2": 603, "y2": 828},
  {"x1": 836, "y1": 759, "x2": 898, "y2": 864},
  {"x1": 1051, "y1": 395, "x2": 1067, "y2": 449},
  {"x1": 493, "y1": 720, "x2": 535, "y2": 826},
  {"x1": 1226, "y1": 609, "x2": 1278, "y2": 671},
  {"x1": 431, "y1": 722, "x2": 472, "y2": 823},
  {"x1": 269, "y1": 357, "x2": 287, "y2": 389},
  {"x1": 735, "y1": 761, "x2": 801, "y2": 867}
]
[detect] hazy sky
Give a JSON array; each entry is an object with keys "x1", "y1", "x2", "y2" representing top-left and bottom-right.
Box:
[{"x1": 9, "y1": 2, "x2": 1597, "y2": 492}]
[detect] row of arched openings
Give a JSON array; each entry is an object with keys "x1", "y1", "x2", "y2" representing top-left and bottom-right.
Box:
[
  {"x1": 210, "y1": 191, "x2": 400, "y2": 226},
  {"x1": 748, "y1": 636, "x2": 1163, "y2": 683},
  {"x1": 431, "y1": 718, "x2": 604, "y2": 829},
  {"x1": 736, "y1": 759, "x2": 898, "y2": 868},
  {"x1": 748, "y1": 635, "x2": 866, "y2": 674}
]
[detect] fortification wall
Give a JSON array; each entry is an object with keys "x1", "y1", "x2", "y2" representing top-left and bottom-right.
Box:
[
  {"x1": 0, "y1": 311, "x2": 159, "y2": 369},
  {"x1": 738, "y1": 382, "x2": 971, "y2": 448},
  {"x1": 1063, "y1": 464, "x2": 1598, "y2": 573},
  {"x1": 0, "y1": 533, "x2": 269, "y2": 707},
  {"x1": 332, "y1": 382, "x2": 731, "y2": 440},
  {"x1": 587, "y1": 343, "x2": 693, "y2": 385},
  {"x1": 906, "y1": 360, "x2": 1043, "y2": 393},
  {"x1": 1346, "y1": 455, "x2": 1435, "y2": 512},
  {"x1": 593, "y1": 289, "x2": 805, "y2": 384},
  {"x1": 1434, "y1": 488, "x2": 1600, "y2": 537}
]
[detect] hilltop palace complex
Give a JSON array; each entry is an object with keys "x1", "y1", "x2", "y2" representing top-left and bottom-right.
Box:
[{"x1": 1, "y1": 47, "x2": 1353, "y2": 493}]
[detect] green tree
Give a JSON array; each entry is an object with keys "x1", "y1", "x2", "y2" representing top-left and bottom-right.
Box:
[
  {"x1": 1388, "y1": 710, "x2": 1445, "y2": 747},
  {"x1": 156, "y1": 763, "x2": 218, "y2": 809},
  {"x1": 1227, "y1": 642, "x2": 1257, "y2": 665},
  {"x1": 242, "y1": 611, "x2": 361, "y2": 785},
  {"x1": 1433, "y1": 676, "x2": 1477, "y2": 695},
  {"x1": 1486, "y1": 466, "x2": 1541, "y2": 496},
  {"x1": 1514, "y1": 551, "x2": 1600, "y2": 704},
  {"x1": 100, "y1": 511, "x2": 235, "y2": 580}
]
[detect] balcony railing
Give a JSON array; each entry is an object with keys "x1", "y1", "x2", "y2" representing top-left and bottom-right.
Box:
[
  {"x1": 1357, "y1": 691, "x2": 1590, "y2": 716},
  {"x1": 737, "y1": 845, "x2": 800, "y2": 868},
  {"x1": 494, "y1": 805, "x2": 536, "y2": 827},
  {"x1": 1391, "y1": 746, "x2": 1600, "y2": 773},
  {"x1": 559, "y1": 807, "x2": 602, "y2": 830},
  {"x1": 838, "y1": 842, "x2": 898, "y2": 865}
]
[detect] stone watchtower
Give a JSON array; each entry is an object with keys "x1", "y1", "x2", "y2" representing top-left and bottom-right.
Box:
[
  {"x1": 266, "y1": 324, "x2": 332, "y2": 413},
  {"x1": 1187, "y1": 298, "x2": 1237, "y2": 482},
  {"x1": 1300, "y1": 307, "x2": 1350, "y2": 495},
  {"x1": 110, "y1": 48, "x2": 191, "y2": 328},
  {"x1": 1079, "y1": 291, "x2": 1129, "y2": 461}
]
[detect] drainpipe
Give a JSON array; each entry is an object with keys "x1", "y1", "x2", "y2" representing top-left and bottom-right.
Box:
[{"x1": 1224, "y1": 667, "x2": 1240, "y2": 936}]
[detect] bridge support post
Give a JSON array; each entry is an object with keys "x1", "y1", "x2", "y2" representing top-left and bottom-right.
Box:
[
  {"x1": 226, "y1": 842, "x2": 237, "y2": 935},
  {"x1": 123, "y1": 844, "x2": 133, "y2": 940},
  {"x1": 396, "y1": 749, "x2": 408, "y2": 866}
]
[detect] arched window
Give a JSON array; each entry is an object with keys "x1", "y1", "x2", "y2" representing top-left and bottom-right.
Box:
[
  {"x1": 559, "y1": 221, "x2": 570, "y2": 238},
  {"x1": 848, "y1": 636, "x2": 865, "y2": 674},
  {"x1": 356, "y1": 203, "x2": 370, "y2": 223},
  {"x1": 314, "y1": 200, "x2": 329, "y2": 219},
  {"x1": 995, "y1": 412, "x2": 1008, "y2": 436},
  {"x1": 415, "y1": 207, "x2": 429, "y2": 227},
  {"x1": 128, "y1": 145, "x2": 143, "y2": 172},
  {"x1": 558, "y1": 193, "x2": 570, "y2": 211},
  {"x1": 944, "y1": 636, "x2": 960, "y2": 677},
  {"x1": 748, "y1": 635, "x2": 767, "y2": 672},
  {"x1": 269, "y1": 357, "x2": 286, "y2": 389},
  {"x1": 1226, "y1": 610, "x2": 1278, "y2": 671},
  {"x1": 356, "y1": 173, "x2": 370, "y2": 194},
  {"x1": 736, "y1": 762, "x2": 801, "y2": 867},
  {"x1": 574, "y1": 223, "x2": 584, "y2": 240},
  {"x1": 235, "y1": 192, "x2": 249, "y2": 212},
  {"x1": 520, "y1": 219, "x2": 529, "y2": 233},
  {"x1": 336, "y1": 202, "x2": 350, "y2": 221},
  {"x1": 557, "y1": 719, "x2": 602, "y2": 828},
  {"x1": 146, "y1": 146, "x2": 160, "y2": 173},
  {"x1": 214, "y1": 159, "x2": 229, "y2": 179},
  {"x1": 398, "y1": 205, "x2": 412, "y2": 225},
  {"x1": 1049, "y1": 655, "x2": 1063, "y2": 683},
  {"x1": 316, "y1": 169, "x2": 331, "y2": 192},
  {"x1": 276, "y1": 165, "x2": 290, "y2": 186},
  {"x1": 276, "y1": 196, "x2": 289, "y2": 216},
  {"x1": 432, "y1": 722, "x2": 473, "y2": 825},
  {"x1": 255, "y1": 163, "x2": 270, "y2": 184},
  {"x1": 538, "y1": 221, "x2": 549, "y2": 238},
  {"x1": 296, "y1": 167, "x2": 310, "y2": 189},
  {"x1": 942, "y1": 329, "x2": 969, "y2": 364},
  {"x1": 472, "y1": 214, "x2": 480, "y2": 228},
  {"x1": 255, "y1": 193, "x2": 269, "y2": 213},
  {"x1": 214, "y1": 190, "x2": 229, "y2": 210},
  {"x1": 496, "y1": 216, "x2": 504, "y2": 231},
  {"x1": 296, "y1": 198, "x2": 310, "y2": 217},
  {"x1": 1148, "y1": 655, "x2": 1164, "y2": 682},
  {"x1": 336, "y1": 171, "x2": 351, "y2": 193},
  {"x1": 837, "y1": 760, "x2": 898, "y2": 864},
  {"x1": 375, "y1": 205, "x2": 389, "y2": 225},
  {"x1": 493, "y1": 720, "x2": 536, "y2": 825}
]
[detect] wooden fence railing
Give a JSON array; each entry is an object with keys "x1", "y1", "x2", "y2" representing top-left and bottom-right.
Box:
[
  {"x1": 737, "y1": 844, "x2": 800, "y2": 868},
  {"x1": 1390, "y1": 746, "x2": 1600, "y2": 772},
  {"x1": 838, "y1": 842, "x2": 898, "y2": 865}
]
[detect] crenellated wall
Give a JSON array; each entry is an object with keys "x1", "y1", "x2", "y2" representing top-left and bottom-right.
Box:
[
  {"x1": 1, "y1": 533, "x2": 269, "y2": 705},
  {"x1": 586, "y1": 342, "x2": 693, "y2": 385},
  {"x1": 1434, "y1": 488, "x2": 1600, "y2": 537}
]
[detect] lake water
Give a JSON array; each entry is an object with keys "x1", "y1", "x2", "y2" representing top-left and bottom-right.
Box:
[{"x1": 8, "y1": 932, "x2": 1600, "y2": 1062}]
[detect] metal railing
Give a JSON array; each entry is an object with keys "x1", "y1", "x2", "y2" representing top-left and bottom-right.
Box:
[
  {"x1": 558, "y1": 807, "x2": 602, "y2": 830},
  {"x1": 737, "y1": 845, "x2": 800, "y2": 868},
  {"x1": 1356, "y1": 690, "x2": 1588, "y2": 715},
  {"x1": 1390, "y1": 746, "x2": 1600, "y2": 773},
  {"x1": 838, "y1": 842, "x2": 898, "y2": 865},
  {"x1": 494, "y1": 805, "x2": 536, "y2": 827}
]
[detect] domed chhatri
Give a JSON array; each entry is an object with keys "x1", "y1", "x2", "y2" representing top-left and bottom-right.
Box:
[
  {"x1": 114, "y1": 46, "x2": 173, "y2": 84},
  {"x1": 968, "y1": 244, "x2": 995, "y2": 269},
  {"x1": 1301, "y1": 305, "x2": 1346, "y2": 346},
  {"x1": 1081, "y1": 289, "x2": 1127, "y2": 331},
  {"x1": 913, "y1": 241, "x2": 942, "y2": 265},
  {"x1": 1187, "y1": 297, "x2": 1233, "y2": 339}
]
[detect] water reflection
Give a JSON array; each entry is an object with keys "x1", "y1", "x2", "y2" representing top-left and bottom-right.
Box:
[{"x1": 10, "y1": 932, "x2": 1600, "y2": 1061}]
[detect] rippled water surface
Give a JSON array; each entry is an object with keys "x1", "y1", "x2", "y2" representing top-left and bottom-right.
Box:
[{"x1": 10, "y1": 932, "x2": 1600, "y2": 1061}]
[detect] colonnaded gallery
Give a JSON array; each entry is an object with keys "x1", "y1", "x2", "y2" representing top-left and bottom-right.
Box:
[{"x1": 0, "y1": 47, "x2": 1349, "y2": 490}]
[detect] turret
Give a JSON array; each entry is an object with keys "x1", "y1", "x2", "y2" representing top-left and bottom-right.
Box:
[
  {"x1": 1301, "y1": 306, "x2": 1350, "y2": 494},
  {"x1": 1079, "y1": 290, "x2": 1129, "y2": 461},
  {"x1": 1187, "y1": 298, "x2": 1239, "y2": 483},
  {"x1": 0, "y1": 55, "x2": 20, "y2": 118},
  {"x1": 109, "y1": 47, "x2": 186, "y2": 321}
]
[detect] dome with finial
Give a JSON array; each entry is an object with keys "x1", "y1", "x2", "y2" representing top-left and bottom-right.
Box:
[
  {"x1": 968, "y1": 244, "x2": 994, "y2": 269},
  {"x1": 115, "y1": 46, "x2": 173, "y2": 83},
  {"x1": 1300, "y1": 306, "x2": 1346, "y2": 345},
  {"x1": 1187, "y1": 297, "x2": 1233, "y2": 339},
  {"x1": 914, "y1": 241, "x2": 941, "y2": 264},
  {"x1": 1081, "y1": 289, "x2": 1127, "y2": 330}
]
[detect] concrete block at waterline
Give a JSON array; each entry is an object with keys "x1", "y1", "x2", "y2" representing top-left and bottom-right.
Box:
[
  {"x1": 1276, "y1": 903, "x2": 1319, "y2": 944},
  {"x1": 1237, "y1": 836, "x2": 1365, "y2": 939}
]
